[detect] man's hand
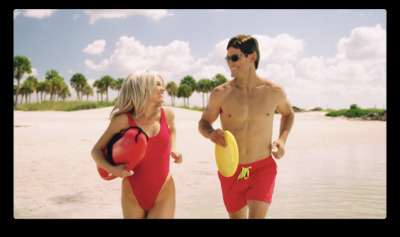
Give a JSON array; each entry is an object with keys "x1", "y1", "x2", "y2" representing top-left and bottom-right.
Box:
[
  {"x1": 210, "y1": 129, "x2": 227, "y2": 147},
  {"x1": 271, "y1": 140, "x2": 285, "y2": 159}
]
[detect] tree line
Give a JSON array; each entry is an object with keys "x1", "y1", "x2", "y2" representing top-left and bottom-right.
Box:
[
  {"x1": 14, "y1": 55, "x2": 228, "y2": 108},
  {"x1": 166, "y1": 74, "x2": 227, "y2": 108}
]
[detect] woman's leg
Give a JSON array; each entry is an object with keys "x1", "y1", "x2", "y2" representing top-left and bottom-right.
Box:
[
  {"x1": 147, "y1": 174, "x2": 176, "y2": 219},
  {"x1": 121, "y1": 177, "x2": 146, "y2": 219}
]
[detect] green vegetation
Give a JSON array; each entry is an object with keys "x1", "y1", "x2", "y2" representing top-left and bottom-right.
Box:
[
  {"x1": 14, "y1": 55, "x2": 228, "y2": 112},
  {"x1": 15, "y1": 101, "x2": 116, "y2": 112},
  {"x1": 326, "y1": 104, "x2": 386, "y2": 120},
  {"x1": 166, "y1": 73, "x2": 227, "y2": 108},
  {"x1": 176, "y1": 106, "x2": 205, "y2": 112}
]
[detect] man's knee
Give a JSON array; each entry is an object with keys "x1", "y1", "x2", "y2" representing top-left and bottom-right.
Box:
[{"x1": 247, "y1": 200, "x2": 270, "y2": 219}]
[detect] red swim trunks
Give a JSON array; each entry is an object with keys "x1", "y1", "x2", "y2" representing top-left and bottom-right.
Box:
[{"x1": 218, "y1": 156, "x2": 277, "y2": 213}]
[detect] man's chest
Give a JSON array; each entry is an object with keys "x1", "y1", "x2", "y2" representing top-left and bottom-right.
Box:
[{"x1": 220, "y1": 89, "x2": 277, "y2": 123}]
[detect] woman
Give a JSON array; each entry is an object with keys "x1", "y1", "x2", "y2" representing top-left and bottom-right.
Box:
[{"x1": 91, "y1": 70, "x2": 182, "y2": 218}]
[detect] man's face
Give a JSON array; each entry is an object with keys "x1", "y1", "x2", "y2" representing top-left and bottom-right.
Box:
[{"x1": 226, "y1": 47, "x2": 251, "y2": 78}]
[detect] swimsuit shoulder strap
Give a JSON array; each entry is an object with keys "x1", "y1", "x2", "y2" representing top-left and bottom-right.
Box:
[
  {"x1": 126, "y1": 112, "x2": 137, "y2": 127},
  {"x1": 160, "y1": 108, "x2": 167, "y2": 127},
  {"x1": 160, "y1": 108, "x2": 165, "y2": 118}
]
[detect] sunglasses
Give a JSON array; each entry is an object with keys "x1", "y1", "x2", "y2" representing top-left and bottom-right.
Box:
[{"x1": 225, "y1": 53, "x2": 248, "y2": 63}]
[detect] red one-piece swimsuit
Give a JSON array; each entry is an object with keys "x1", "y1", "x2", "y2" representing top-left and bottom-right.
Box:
[{"x1": 126, "y1": 108, "x2": 170, "y2": 211}]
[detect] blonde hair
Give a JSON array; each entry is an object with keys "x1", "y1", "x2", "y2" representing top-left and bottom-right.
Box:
[{"x1": 110, "y1": 70, "x2": 163, "y2": 119}]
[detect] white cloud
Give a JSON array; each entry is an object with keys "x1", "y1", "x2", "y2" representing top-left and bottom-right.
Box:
[
  {"x1": 106, "y1": 36, "x2": 195, "y2": 81},
  {"x1": 205, "y1": 38, "x2": 230, "y2": 64},
  {"x1": 295, "y1": 56, "x2": 326, "y2": 80},
  {"x1": 84, "y1": 25, "x2": 386, "y2": 109},
  {"x1": 14, "y1": 9, "x2": 56, "y2": 19},
  {"x1": 255, "y1": 25, "x2": 386, "y2": 109},
  {"x1": 337, "y1": 24, "x2": 386, "y2": 61},
  {"x1": 83, "y1": 10, "x2": 173, "y2": 24},
  {"x1": 84, "y1": 59, "x2": 109, "y2": 70},
  {"x1": 83, "y1": 40, "x2": 106, "y2": 55},
  {"x1": 254, "y1": 33, "x2": 306, "y2": 64},
  {"x1": 193, "y1": 64, "x2": 229, "y2": 80}
]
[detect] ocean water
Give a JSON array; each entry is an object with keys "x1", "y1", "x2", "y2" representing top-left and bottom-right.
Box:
[{"x1": 269, "y1": 142, "x2": 386, "y2": 219}]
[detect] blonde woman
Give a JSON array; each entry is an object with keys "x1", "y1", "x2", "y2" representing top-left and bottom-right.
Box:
[{"x1": 91, "y1": 70, "x2": 182, "y2": 219}]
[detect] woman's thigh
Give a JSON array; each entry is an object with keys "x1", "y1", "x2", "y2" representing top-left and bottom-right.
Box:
[
  {"x1": 147, "y1": 174, "x2": 176, "y2": 219},
  {"x1": 121, "y1": 177, "x2": 146, "y2": 219}
]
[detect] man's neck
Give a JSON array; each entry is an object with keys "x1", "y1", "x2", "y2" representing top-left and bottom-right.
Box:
[{"x1": 234, "y1": 70, "x2": 260, "y2": 90}]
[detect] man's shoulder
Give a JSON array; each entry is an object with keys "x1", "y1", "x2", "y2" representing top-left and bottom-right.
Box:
[
  {"x1": 259, "y1": 77, "x2": 284, "y2": 93},
  {"x1": 211, "y1": 80, "x2": 234, "y2": 95},
  {"x1": 207, "y1": 80, "x2": 234, "y2": 106}
]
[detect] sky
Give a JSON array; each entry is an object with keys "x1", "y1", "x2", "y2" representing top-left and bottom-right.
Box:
[{"x1": 13, "y1": 9, "x2": 387, "y2": 109}]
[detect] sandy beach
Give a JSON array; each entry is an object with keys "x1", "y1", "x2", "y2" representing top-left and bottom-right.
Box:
[{"x1": 13, "y1": 107, "x2": 386, "y2": 219}]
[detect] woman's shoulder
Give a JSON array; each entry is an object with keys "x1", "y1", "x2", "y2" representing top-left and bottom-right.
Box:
[
  {"x1": 163, "y1": 107, "x2": 174, "y2": 118},
  {"x1": 163, "y1": 107, "x2": 175, "y2": 124},
  {"x1": 110, "y1": 112, "x2": 130, "y2": 130}
]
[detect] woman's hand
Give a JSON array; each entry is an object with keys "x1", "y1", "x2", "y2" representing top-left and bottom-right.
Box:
[
  {"x1": 171, "y1": 150, "x2": 183, "y2": 163},
  {"x1": 110, "y1": 164, "x2": 134, "y2": 178}
]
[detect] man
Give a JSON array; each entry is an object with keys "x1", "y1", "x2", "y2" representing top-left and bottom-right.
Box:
[{"x1": 198, "y1": 34, "x2": 295, "y2": 219}]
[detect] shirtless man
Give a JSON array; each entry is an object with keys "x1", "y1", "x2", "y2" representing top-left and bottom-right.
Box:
[{"x1": 198, "y1": 34, "x2": 295, "y2": 219}]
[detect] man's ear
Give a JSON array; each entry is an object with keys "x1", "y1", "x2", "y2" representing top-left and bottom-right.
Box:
[{"x1": 250, "y1": 52, "x2": 257, "y2": 63}]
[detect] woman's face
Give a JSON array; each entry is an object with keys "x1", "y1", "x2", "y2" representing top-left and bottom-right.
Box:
[{"x1": 150, "y1": 76, "x2": 165, "y2": 104}]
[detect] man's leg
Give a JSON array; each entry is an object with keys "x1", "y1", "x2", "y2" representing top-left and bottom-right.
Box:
[
  {"x1": 228, "y1": 205, "x2": 248, "y2": 219},
  {"x1": 247, "y1": 200, "x2": 270, "y2": 219}
]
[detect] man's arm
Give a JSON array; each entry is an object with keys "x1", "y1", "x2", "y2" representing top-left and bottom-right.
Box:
[
  {"x1": 272, "y1": 86, "x2": 295, "y2": 159},
  {"x1": 198, "y1": 88, "x2": 227, "y2": 147}
]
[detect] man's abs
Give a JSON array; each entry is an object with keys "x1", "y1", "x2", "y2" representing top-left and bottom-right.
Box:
[{"x1": 223, "y1": 121, "x2": 273, "y2": 164}]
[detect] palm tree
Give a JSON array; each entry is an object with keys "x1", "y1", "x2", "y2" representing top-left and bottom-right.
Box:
[
  {"x1": 52, "y1": 77, "x2": 63, "y2": 101},
  {"x1": 93, "y1": 79, "x2": 105, "y2": 101},
  {"x1": 26, "y1": 76, "x2": 38, "y2": 103},
  {"x1": 14, "y1": 85, "x2": 17, "y2": 103},
  {"x1": 166, "y1": 81, "x2": 178, "y2": 106},
  {"x1": 37, "y1": 81, "x2": 46, "y2": 102},
  {"x1": 58, "y1": 82, "x2": 71, "y2": 101},
  {"x1": 196, "y1": 78, "x2": 213, "y2": 108},
  {"x1": 110, "y1": 78, "x2": 124, "y2": 97},
  {"x1": 180, "y1": 75, "x2": 197, "y2": 92},
  {"x1": 93, "y1": 80, "x2": 100, "y2": 101},
  {"x1": 40, "y1": 80, "x2": 51, "y2": 101},
  {"x1": 177, "y1": 84, "x2": 193, "y2": 107},
  {"x1": 212, "y1": 73, "x2": 228, "y2": 87},
  {"x1": 14, "y1": 56, "x2": 32, "y2": 106},
  {"x1": 82, "y1": 83, "x2": 94, "y2": 101},
  {"x1": 99, "y1": 75, "x2": 114, "y2": 102},
  {"x1": 70, "y1": 73, "x2": 87, "y2": 101},
  {"x1": 179, "y1": 75, "x2": 196, "y2": 107},
  {"x1": 20, "y1": 79, "x2": 34, "y2": 104},
  {"x1": 45, "y1": 70, "x2": 60, "y2": 101}
]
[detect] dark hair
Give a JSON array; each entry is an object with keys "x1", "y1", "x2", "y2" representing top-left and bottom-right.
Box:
[{"x1": 226, "y1": 34, "x2": 260, "y2": 69}]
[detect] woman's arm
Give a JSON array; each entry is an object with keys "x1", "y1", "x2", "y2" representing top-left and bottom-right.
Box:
[
  {"x1": 165, "y1": 107, "x2": 182, "y2": 163},
  {"x1": 91, "y1": 114, "x2": 134, "y2": 177}
]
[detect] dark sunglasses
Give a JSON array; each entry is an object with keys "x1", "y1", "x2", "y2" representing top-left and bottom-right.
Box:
[{"x1": 225, "y1": 53, "x2": 248, "y2": 63}]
